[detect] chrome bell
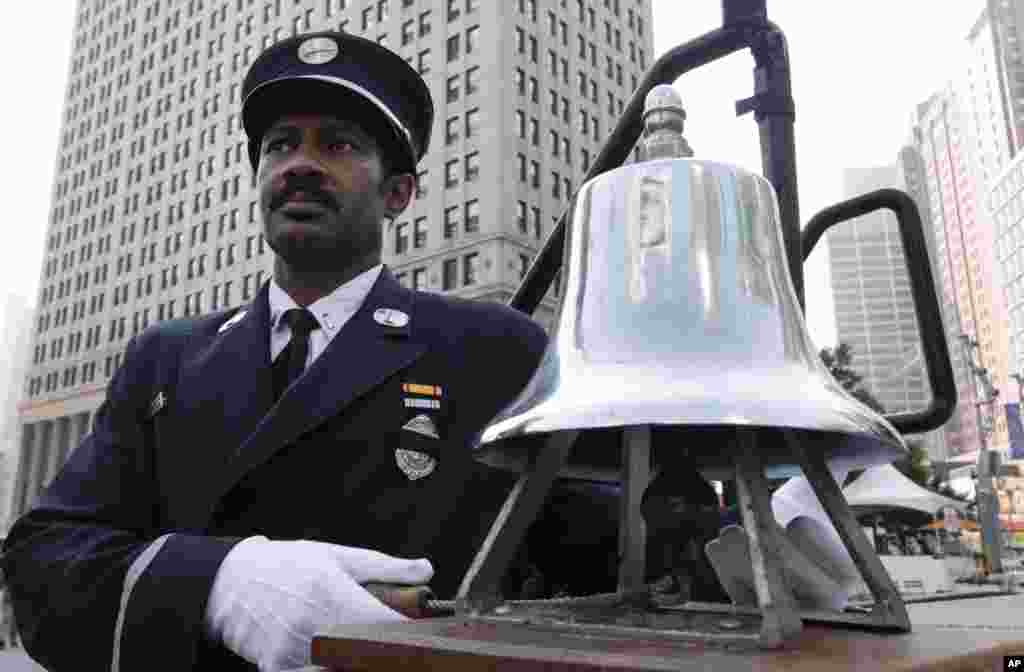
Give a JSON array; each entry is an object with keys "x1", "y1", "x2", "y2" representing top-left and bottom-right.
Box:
[{"x1": 475, "y1": 86, "x2": 906, "y2": 482}]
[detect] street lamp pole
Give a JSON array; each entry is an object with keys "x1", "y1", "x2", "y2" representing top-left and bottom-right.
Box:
[{"x1": 960, "y1": 333, "x2": 1002, "y2": 574}]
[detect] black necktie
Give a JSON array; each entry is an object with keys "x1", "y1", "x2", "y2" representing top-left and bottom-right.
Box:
[{"x1": 272, "y1": 308, "x2": 319, "y2": 402}]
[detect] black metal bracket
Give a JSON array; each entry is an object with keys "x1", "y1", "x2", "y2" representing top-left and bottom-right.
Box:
[
  {"x1": 508, "y1": 6, "x2": 801, "y2": 315},
  {"x1": 801, "y1": 189, "x2": 957, "y2": 435}
]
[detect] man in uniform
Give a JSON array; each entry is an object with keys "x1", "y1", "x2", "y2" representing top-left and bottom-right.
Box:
[{"x1": 2, "y1": 31, "x2": 594, "y2": 671}]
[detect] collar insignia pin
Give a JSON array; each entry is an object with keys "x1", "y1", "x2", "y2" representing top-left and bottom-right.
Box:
[
  {"x1": 217, "y1": 310, "x2": 248, "y2": 334},
  {"x1": 374, "y1": 308, "x2": 409, "y2": 328},
  {"x1": 148, "y1": 391, "x2": 167, "y2": 419},
  {"x1": 401, "y1": 413, "x2": 440, "y2": 439},
  {"x1": 395, "y1": 448, "x2": 437, "y2": 480}
]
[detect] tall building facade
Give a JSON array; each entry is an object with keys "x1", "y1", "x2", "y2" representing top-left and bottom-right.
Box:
[
  {"x1": 827, "y1": 165, "x2": 943, "y2": 456},
  {"x1": 963, "y1": 5, "x2": 1019, "y2": 185},
  {"x1": 11, "y1": 0, "x2": 654, "y2": 521},
  {"x1": 991, "y1": 149, "x2": 1024, "y2": 458},
  {"x1": 967, "y1": 1, "x2": 1024, "y2": 163}
]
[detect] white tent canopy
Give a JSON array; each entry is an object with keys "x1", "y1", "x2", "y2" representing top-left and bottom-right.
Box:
[{"x1": 841, "y1": 463, "x2": 967, "y2": 517}]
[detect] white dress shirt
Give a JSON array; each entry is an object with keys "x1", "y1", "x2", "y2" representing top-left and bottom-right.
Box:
[{"x1": 268, "y1": 264, "x2": 383, "y2": 368}]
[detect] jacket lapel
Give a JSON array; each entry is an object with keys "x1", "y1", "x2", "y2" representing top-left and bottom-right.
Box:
[
  {"x1": 214, "y1": 267, "x2": 427, "y2": 503},
  {"x1": 166, "y1": 285, "x2": 273, "y2": 529}
]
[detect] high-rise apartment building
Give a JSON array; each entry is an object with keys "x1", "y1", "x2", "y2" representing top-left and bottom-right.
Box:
[
  {"x1": 990, "y1": 148, "x2": 1024, "y2": 458},
  {"x1": 965, "y1": 2, "x2": 1024, "y2": 165},
  {"x1": 11, "y1": 0, "x2": 654, "y2": 520},
  {"x1": 962, "y1": 5, "x2": 1020, "y2": 185},
  {"x1": 913, "y1": 84, "x2": 1011, "y2": 460}
]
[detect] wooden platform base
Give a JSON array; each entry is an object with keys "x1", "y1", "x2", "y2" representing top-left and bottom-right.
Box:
[{"x1": 310, "y1": 615, "x2": 1024, "y2": 672}]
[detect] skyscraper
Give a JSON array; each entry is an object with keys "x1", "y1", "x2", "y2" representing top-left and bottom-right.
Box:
[
  {"x1": 827, "y1": 165, "x2": 940, "y2": 450},
  {"x1": 964, "y1": 2, "x2": 1024, "y2": 165},
  {"x1": 912, "y1": 84, "x2": 1010, "y2": 460},
  {"x1": 11, "y1": 0, "x2": 654, "y2": 520}
]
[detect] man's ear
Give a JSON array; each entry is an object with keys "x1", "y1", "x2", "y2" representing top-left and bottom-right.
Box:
[{"x1": 381, "y1": 173, "x2": 415, "y2": 218}]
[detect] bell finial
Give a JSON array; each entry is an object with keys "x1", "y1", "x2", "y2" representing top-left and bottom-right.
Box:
[{"x1": 639, "y1": 84, "x2": 693, "y2": 160}]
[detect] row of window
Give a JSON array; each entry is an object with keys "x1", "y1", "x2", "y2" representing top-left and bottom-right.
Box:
[
  {"x1": 33, "y1": 270, "x2": 269, "y2": 376},
  {"x1": 395, "y1": 253, "x2": 480, "y2": 292},
  {"x1": 394, "y1": 199, "x2": 482, "y2": 255},
  {"x1": 40, "y1": 237, "x2": 267, "y2": 328},
  {"x1": 515, "y1": 153, "x2": 575, "y2": 199}
]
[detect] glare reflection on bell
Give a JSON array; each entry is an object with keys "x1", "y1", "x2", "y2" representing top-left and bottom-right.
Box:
[{"x1": 475, "y1": 158, "x2": 906, "y2": 480}]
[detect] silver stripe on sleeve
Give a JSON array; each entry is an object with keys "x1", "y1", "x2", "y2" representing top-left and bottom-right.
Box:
[{"x1": 110, "y1": 534, "x2": 173, "y2": 672}]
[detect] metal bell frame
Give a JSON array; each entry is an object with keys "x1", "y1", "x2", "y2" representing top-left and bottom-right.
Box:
[{"x1": 454, "y1": 0, "x2": 958, "y2": 649}]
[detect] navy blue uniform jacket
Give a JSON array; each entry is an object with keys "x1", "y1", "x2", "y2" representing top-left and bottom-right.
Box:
[{"x1": 2, "y1": 269, "x2": 572, "y2": 670}]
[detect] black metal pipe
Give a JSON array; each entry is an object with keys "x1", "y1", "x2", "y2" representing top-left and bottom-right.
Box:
[
  {"x1": 509, "y1": 15, "x2": 792, "y2": 315},
  {"x1": 743, "y1": 27, "x2": 801, "y2": 309},
  {"x1": 801, "y1": 189, "x2": 957, "y2": 435}
]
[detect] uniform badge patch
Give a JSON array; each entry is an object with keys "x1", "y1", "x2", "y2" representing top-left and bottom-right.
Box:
[
  {"x1": 401, "y1": 413, "x2": 440, "y2": 439},
  {"x1": 395, "y1": 448, "x2": 437, "y2": 480}
]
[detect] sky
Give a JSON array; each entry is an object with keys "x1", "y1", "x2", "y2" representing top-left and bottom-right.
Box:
[{"x1": 0, "y1": 0, "x2": 988, "y2": 353}]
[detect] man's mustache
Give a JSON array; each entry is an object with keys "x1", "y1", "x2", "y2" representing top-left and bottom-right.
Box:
[{"x1": 270, "y1": 179, "x2": 339, "y2": 212}]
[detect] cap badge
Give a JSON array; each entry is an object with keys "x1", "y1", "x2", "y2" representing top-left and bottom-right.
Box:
[
  {"x1": 374, "y1": 308, "x2": 410, "y2": 328},
  {"x1": 298, "y1": 36, "x2": 340, "y2": 65},
  {"x1": 395, "y1": 448, "x2": 437, "y2": 480}
]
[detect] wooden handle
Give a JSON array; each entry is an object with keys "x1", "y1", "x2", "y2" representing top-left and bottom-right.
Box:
[{"x1": 362, "y1": 583, "x2": 434, "y2": 619}]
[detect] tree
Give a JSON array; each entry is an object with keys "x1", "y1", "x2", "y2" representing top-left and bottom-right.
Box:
[
  {"x1": 819, "y1": 343, "x2": 886, "y2": 414},
  {"x1": 893, "y1": 438, "x2": 929, "y2": 487},
  {"x1": 820, "y1": 343, "x2": 886, "y2": 487}
]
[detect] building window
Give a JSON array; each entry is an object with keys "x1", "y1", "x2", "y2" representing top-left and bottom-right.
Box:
[
  {"x1": 465, "y1": 107, "x2": 480, "y2": 138},
  {"x1": 465, "y1": 66, "x2": 479, "y2": 95},
  {"x1": 443, "y1": 258, "x2": 458, "y2": 290},
  {"x1": 444, "y1": 205, "x2": 459, "y2": 239},
  {"x1": 447, "y1": 0, "x2": 460, "y2": 21},
  {"x1": 396, "y1": 222, "x2": 409, "y2": 254},
  {"x1": 401, "y1": 19, "x2": 415, "y2": 45},
  {"x1": 415, "y1": 170, "x2": 428, "y2": 198},
  {"x1": 465, "y1": 199, "x2": 479, "y2": 233},
  {"x1": 417, "y1": 49, "x2": 431, "y2": 74},
  {"x1": 446, "y1": 34, "x2": 460, "y2": 62},
  {"x1": 446, "y1": 74, "x2": 460, "y2": 103},
  {"x1": 445, "y1": 159, "x2": 459, "y2": 188},
  {"x1": 418, "y1": 10, "x2": 431, "y2": 36},
  {"x1": 446, "y1": 116, "x2": 460, "y2": 145},
  {"x1": 517, "y1": 201, "x2": 528, "y2": 234},
  {"x1": 412, "y1": 267, "x2": 426, "y2": 290},
  {"x1": 413, "y1": 217, "x2": 427, "y2": 248},
  {"x1": 466, "y1": 25, "x2": 479, "y2": 53},
  {"x1": 464, "y1": 152, "x2": 479, "y2": 182},
  {"x1": 519, "y1": 253, "x2": 530, "y2": 279},
  {"x1": 463, "y1": 252, "x2": 479, "y2": 285}
]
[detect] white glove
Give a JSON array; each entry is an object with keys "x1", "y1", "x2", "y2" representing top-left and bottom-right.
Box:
[{"x1": 205, "y1": 536, "x2": 433, "y2": 671}]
